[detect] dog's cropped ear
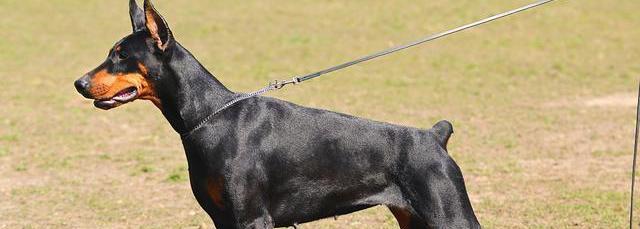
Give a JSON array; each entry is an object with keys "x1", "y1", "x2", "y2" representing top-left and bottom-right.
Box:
[
  {"x1": 129, "y1": 0, "x2": 146, "y2": 32},
  {"x1": 144, "y1": 0, "x2": 173, "y2": 51}
]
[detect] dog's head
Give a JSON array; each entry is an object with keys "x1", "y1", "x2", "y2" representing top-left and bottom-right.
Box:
[{"x1": 74, "y1": 0, "x2": 172, "y2": 110}]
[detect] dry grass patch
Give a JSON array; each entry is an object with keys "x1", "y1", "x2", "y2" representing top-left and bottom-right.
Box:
[{"x1": 2, "y1": 0, "x2": 639, "y2": 228}]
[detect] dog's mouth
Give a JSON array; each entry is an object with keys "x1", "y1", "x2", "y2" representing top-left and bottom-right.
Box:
[{"x1": 94, "y1": 87, "x2": 138, "y2": 110}]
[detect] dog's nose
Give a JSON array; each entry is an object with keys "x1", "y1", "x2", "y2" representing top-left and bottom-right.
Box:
[
  {"x1": 74, "y1": 76, "x2": 93, "y2": 98},
  {"x1": 74, "y1": 78, "x2": 89, "y2": 90}
]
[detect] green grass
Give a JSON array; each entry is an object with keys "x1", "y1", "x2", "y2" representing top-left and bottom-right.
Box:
[
  {"x1": 167, "y1": 166, "x2": 189, "y2": 183},
  {"x1": 1, "y1": 0, "x2": 639, "y2": 228}
]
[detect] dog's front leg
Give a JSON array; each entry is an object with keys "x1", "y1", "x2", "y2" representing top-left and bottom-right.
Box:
[
  {"x1": 230, "y1": 204, "x2": 274, "y2": 229},
  {"x1": 226, "y1": 167, "x2": 275, "y2": 229},
  {"x1": 240, "y1": 216, "x2": 275, "y2": 229}
]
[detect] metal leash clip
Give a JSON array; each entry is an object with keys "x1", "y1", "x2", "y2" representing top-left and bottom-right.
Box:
[{"x1": 270, "y1": 77, "x2": 301, "y2": 89}]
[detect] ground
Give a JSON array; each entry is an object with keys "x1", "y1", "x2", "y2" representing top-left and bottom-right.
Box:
[{"x1": 1, "y1": 0, "x2": 639, "y2": 228}]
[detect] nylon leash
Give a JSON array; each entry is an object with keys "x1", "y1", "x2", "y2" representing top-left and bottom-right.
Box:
[
  {"x1": 295, "y1": 0, "x2": 555, "y2": 83},
  {"x1": 180, "y1": 0, "x2": 555, "y2": 137},
  {"x1": 630, "y1": 80, "x2": 640, "y2": 229}
]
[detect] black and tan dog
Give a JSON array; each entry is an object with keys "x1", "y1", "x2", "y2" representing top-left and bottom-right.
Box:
[{"x1": 74, "y1": 0, "x2": 480, "y2": 228}]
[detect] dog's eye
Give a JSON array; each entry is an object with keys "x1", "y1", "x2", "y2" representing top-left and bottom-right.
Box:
[{"x1": 117, "y1": 51, "x2": 129, "y2": 60}]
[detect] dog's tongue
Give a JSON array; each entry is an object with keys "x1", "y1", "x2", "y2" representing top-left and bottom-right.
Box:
[
  {"x1": 112, "y1": 88, "x2": 138, "y2": 103},
  {"x1": 94, "y1": 99, "x2": 118, "y2": 110}
]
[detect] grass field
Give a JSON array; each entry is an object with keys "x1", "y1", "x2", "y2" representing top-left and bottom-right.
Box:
[{"x1": 1, "y1": 0, "x2": 639, "y2": 228}]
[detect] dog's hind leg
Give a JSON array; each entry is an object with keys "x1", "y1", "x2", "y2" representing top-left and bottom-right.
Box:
[{"x1": 388, "y1": 206, "x2": 427, "y2": 229}]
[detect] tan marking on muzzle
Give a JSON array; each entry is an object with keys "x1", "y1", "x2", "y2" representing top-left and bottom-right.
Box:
[{"x1": 87, "y1": 65, "x2": 161, "y2": 109}]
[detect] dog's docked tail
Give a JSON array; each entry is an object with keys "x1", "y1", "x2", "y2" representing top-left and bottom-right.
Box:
[{"x1": 432, "y1": 120, "x2": 454, "y2": 151}]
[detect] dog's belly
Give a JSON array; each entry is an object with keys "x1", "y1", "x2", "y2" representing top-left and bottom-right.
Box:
[
  {"x1": 261, "y1": 143, "x2": 408, "y2": 226},
  {"x1": 272, "y1": 204, "x2": 375, "y2": 227},
  {"x1": 266, "y1": 173, "x2": 398, "y2": 226}
]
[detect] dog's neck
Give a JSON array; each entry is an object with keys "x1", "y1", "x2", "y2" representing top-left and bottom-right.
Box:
[{"x1": 156, "y1": 42, "x2": 236, "y2": 134}]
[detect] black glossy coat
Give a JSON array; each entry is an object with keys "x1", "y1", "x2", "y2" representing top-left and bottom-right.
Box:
[{"x1": 74, "y1": 1, "x2": 481, "y2": 228}]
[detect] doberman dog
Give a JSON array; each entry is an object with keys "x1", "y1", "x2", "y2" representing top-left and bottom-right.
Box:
[{"x1": 74, "y1": 0, "x2": 481, "y2": 228}]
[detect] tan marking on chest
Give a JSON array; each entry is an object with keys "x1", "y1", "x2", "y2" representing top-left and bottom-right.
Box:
[{"x1": 207, "y1": 177, "x2": 225, "y2": 209}]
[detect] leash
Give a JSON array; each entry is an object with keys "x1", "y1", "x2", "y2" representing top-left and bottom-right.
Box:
[
  {"x1": 180, "y1": 0, "x2": 555, "y2": 137},
  {"x1": 631, "y1": 80, "x2": 640, "y2": 229}
]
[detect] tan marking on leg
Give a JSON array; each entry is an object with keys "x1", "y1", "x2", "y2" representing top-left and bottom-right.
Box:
[{"x1": 390, "y1": 207, "x2": 413, "y2": 229}]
